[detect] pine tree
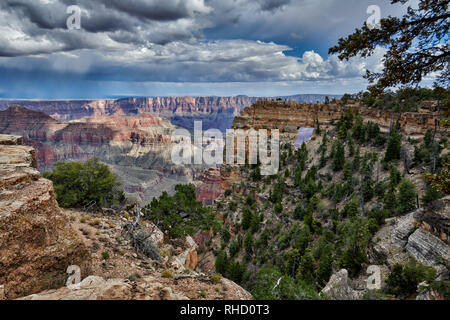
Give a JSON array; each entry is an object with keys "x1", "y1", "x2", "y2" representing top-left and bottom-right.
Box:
[
  {"x1": 298, "y1": 249, "x2": 315, "y2": 284},
  {"x1": 421, "y1": 185, "x2": 443, "y2": 205},
  {"x1": 397, "y1": 179, "x2": 417, "y2": 214},
  {"x1": 348, "y1": 138, "x2": 355, "y2": 156},
  {"x1": 215, "y1": 250, "x2": 229, "y2": 275},
  {"x1": 317, "y1": 246, "x2": 333, "y2": 287},
  {"x1": 242, "y1": 206, "x2": 252, "y2": 230},
  {"x1": 332, "y1": 140, "x2": 345, "y2": 171},
  {"x1": 384, "y1": 130, "x2": 402, "y2": 162},
  {"x1": 244, "y1": 231, "x2": 254, "y2": 254},
  {"x1": 352, "y1": 116, "x2": 365, "y2": 142},
  {"x1": 384, "y1": 186, "x2": 398, "y2": 216},
  {"x1": 329, "y1": 0, "x2": 450, "y2": 93},
  {"x1": 361, "y1": 163, "x2": 374, "y2": 202}
]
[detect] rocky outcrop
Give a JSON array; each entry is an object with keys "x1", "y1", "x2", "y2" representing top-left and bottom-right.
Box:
[
  {"x1": 320, "y1": 269, "x2": 363, "y2": 300},
  {"x1": 19, "y1": 273, "x2": 253, "y2": 300},
  {"x1": 232, "y1": 100, "x2": 440, "y2": 144},
  {"x1": 413, "y1": 209, "x2": 450, "y2": 244},
  {"x1": 195, "y1": 168, "x2": 223, "y2": 205},
  {"x1": 371, "y1": 208, "x2": 450, "y2": 278},
  {"x1": 406, "y1": 228, "x2": 450, "y2": 276},
  {"x1": 0, "y1": 134, "x2": 90, "y2": 299}
]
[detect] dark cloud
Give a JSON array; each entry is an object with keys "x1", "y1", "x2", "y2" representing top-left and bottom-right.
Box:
[
  {"x1": 0, "y1": 0, "x2": 423, "y2": 98},
  {"x1": 97, "y1": 0, "x2": 209, "y2": 21},
  {"x1": 256, "y1": 0, "x2": 291, "y2": 11}
]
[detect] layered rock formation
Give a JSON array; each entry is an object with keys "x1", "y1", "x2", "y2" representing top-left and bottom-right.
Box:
[
  {"x1": 232, "y1": 100, "x2": 440, "y2": 143},
  {"x1": 0, "y1": 106, "x2": 199, "y2": 203},
  {"x1": 0, "y1": 134, "x2": 90, "y2": 299},
  {"x1": 195, "y1": 168, "x2": 223, "y2": 205},
  {"x1": 0, "y1": 96, "x2": 259, "y2": 132},
  {"x1": 320, "y1": 269, "x2": 363, "y2": 300},
  {"x1": 370, "y1": 208, "x2": 450, "y2": 278}
]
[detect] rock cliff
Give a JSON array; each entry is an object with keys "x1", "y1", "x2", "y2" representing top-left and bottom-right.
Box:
[
  {"x1": 0, "y1": 134, "x2": 90, "y2": 299},
  {"x1": 0, "y1": 96, "x2": 259, "y2": 132},
  {"x1": 232, "y1": 100, "x2": 440, "y2": 142},
  {"x1": 0, "y1": 106, "x2": 200, "y2": 204}
]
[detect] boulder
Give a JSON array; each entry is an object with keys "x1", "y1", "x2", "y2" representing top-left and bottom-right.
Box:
[
  {"x1": 406, "y1": 228, "x2": 450, "y2": 277},
  {"x1": 19, "y1": 276, "x2": 131, "y2": 300},
  {"x1": 320, "y1": 269, "x2": 362, "y2": 300}
]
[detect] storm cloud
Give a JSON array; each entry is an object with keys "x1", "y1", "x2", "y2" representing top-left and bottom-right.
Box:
[{"x1": 0, "y1": 0, "x2": 420, "y2": 98}]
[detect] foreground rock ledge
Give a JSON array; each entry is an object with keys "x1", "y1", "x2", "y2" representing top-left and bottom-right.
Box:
[{"x1": 0, "y1": 134, "x2": 90, "y2": 299}]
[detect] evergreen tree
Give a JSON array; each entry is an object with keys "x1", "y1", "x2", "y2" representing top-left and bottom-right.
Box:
[
  {"x1": 384, "y1": 186, "x2": 398, "y2": 216},
  {"x1": 317, "y1": 246, "x2": 333, "y2": 287},
  {"x1": 342, "y1": 194, "x2": 360, "y2": 217},
  {"x1": 298, "y1": 249, "x2": 315, "y2": 285},
  {"x1": 348, "y1": 138, "x2": 355, "y2": 156},
  {"x1": 397, "y1": 179, "x2": 417, "y2": 214},
  {"x1": 421, "y1": 185, "x2": 443, "y2": 205},
  {"x1": 389, "y1": 166, "x2": 402, "y2": 188},
  {"x1": 361, "y1": 162, "x2": 374, "y2": 202},
  {"x1": 352, "y1": 116, "x2": 365, "y2": 143},
  {"x1": 244, "y1": 231, "x2": 254, "y2": 254},
  {"x1": 241, "y1": 206, "x2": 253, "y2": 230},
  {"x1": 332, "y1": 140, "x2": 345, "y2": 171},
  {"x1": 329, "y1": 0, "x2": 450, "y2": 93},
  {"x1": 352, "y1": 146, "x2": 361, "y2": 172},
  {"x1": 215, "y1": 250, "x2": 229, "y2": 275},
  {"x1": 343, "y1": 161, "x2": 353, "y2": 181},
  {"x1": 384, "y1": 130, "x2": 402, "y2": 162},
  {"x1": 45, "y1": 158, "x2": 124, "y2": 208}
]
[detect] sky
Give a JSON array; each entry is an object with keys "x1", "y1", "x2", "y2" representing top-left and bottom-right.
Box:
[{"x1": 0, "y1": 0, "x2": 423, "y2": 99}]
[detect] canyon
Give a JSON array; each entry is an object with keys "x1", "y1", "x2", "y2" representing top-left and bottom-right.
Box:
[
  {"x1": 0, "y1": 105, "x2": 198, "y2": 204},
  {"x1": 0, "y1": 134, "x2": 252, "y2": 300},
  {"x1": 0, "y1": 97, "x2": 448, "y2": 300},
  {"x1": 0, "y1": 98, "x2": 441, "y2": 207},
  {"x1": 0, "y1": 94, "x2": 340, "y2": 132}
]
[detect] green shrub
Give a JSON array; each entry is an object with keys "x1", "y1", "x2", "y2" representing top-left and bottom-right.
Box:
[
  {"x1": 142, "y1": 184, "x2": 222, "y2": 239},
  {"x1": 385, "y1": 259, "x2": 436, "y2": 297},
  {"x1": 44, "y1": 158, "x2": 124, "y2": 208},
  {"x1": 101, "y1": 251, "x2": 110, "y2": 260},
  {"x1": 161, "y1": 270, "x2": 173, "y2": 278}
]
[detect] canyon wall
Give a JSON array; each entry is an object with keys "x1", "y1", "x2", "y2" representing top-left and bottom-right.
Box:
[
  {"x1": 0, "y1": 134, "x2": 90, "y2": 299},
  {"x1": 0, "y1": 97, "x2": 259, "y2": 132},
  {"x1": 0, "y1": 106, "x2": 201, "y2": 204},
  {"x1": 0, "y1": 95, "x2": 342, "y2": 132},
  {"x1": 220, "y1": 99, "x2": 441, "y2": 192},
  {"x1": 232, "y1": 100, "x2": 440, "y2": 142}
]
